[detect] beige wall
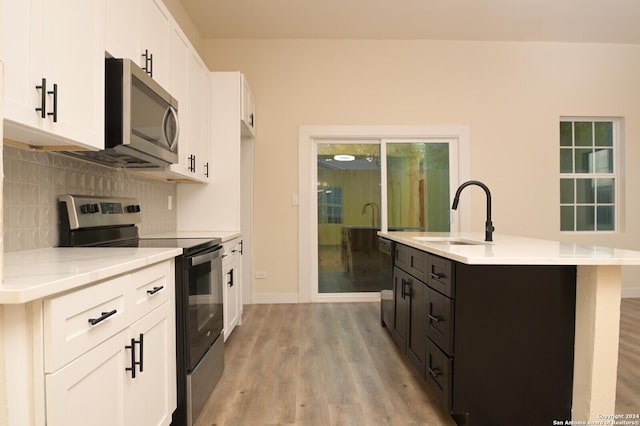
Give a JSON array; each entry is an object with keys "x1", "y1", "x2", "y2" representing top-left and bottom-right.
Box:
[{"x1": 201, "y1": 39, "x2": 640, "y2": 298}]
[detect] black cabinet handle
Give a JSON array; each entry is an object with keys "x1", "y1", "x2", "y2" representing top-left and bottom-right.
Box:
[
  {"x1": 430, "y1": 272, "x2": 444, "y2": 280},
  {"x1": 401, "y1": 279, "x2": 411, "y2": 299},
  {"x1": 146, "y1": 285, "x2": 164, "y2": 295},
  {"x1": 204, "y1": 162, "x2": 209, "y2": 177},
  {"x1": 125, "y1": 334, "x2": 143, "y2": 378},
  {"x1": 88, "y1": 309, "x2": 117, "y2": 326},
  {"x1": 47, "y1": 83, "x2": 58, "y2": 122},
  {"x1": 137, "y1": 333, "x2": 144, "y2": 373},
  {"x1": 427, "y1": 367, "x2": 441, "y2": 378},
  {"x1": 35, "y1": 78, "x2": 47, "y2": 118},
  {"x1": 125, "y1": 337, "x2": 136, "y2": 378},
  {"x1": 188, "y1": 154, "x2": 196, "y2": 172},
  {"x1": 428, "y1": 314, "x2": 441, "y2": 323},
  {"x1": 228, "y1": 269, "x2": 234, "y2": 287},
  {"x1": 250, "y1": 113, "x2": 254, "y2": 127},
  {"x1": 142, "y1": 49, "x2": 153, "y2": 77}
]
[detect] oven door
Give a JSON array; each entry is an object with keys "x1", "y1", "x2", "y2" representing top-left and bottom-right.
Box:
[{"x1": 186, "y1": 245, "x2": 223, "y2": 369}]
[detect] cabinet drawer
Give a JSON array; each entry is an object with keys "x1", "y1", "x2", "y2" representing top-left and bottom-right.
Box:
[
  {"x1": 130, "y1": 261, "x2": 171, "y2": 319},
  {"x1": 395, "y1": 244, "x2": 427, "y2": 281},
  {"x1": 427, "y1": 254, "x2": 455, "y2": 297},
  {"x1": 427, "y1": 287, "x2": 455, "y2": 355},
  {"x1": 44, "y1": 274, "x2": 131, "y2": 373},
  {"x1": 425, "y1": 338, "x2": 453, "y2": 414}
]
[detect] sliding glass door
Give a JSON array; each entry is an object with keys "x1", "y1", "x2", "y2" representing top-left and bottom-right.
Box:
[
  {"x1": 317, "y1": 143, "x2": 381, "y2": 293},
  {"x1": 316, "y1": 139, "x2": 454, "y2": 296}
]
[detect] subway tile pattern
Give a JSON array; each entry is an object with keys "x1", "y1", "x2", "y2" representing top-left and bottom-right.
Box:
[{"x1": 3, "y1": 145, "x2": 177, "y2": 252}]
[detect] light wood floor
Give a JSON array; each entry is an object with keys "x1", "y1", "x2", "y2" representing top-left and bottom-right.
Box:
[
  {"x1": 195, "y1": 300, "x2": 640, "y2": 426},
  {"x1": 195, "y1": 303, "x2": 454, "y2": 426}
]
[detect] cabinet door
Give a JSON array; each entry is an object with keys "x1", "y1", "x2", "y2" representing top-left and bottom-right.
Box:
[
  {"x1": 223, "y1": 255, "x2": 240, "y2": 340},
  {"x1": 187, "y1": 51, "x2": 210, "y2": 180},
  {"x1": 41, "y1": 0, "x2": 104, "y2": 149},
  {"x1": 1, "y1": 0, "x2": 43, "y2": 128},
  {"x1": 168, "y1": 25, "x2": 191, "y2": 175},
  {"x1": 407, "y1": 279, "x2": 427, "y2": 373},
  {"x1": 125, "y1": 303, "x2": 175, "y2": 426},
  {"x1": 105, "y1": 0, "x2": 142, "y2": 60},
  {"x1": 141, "y1": 0, "x2": 170, "y2": 88},
  {"x1": 391, "y1": 267, "x2": 408, "y2": 348},
  {"x1": 45, "y1": 330, "x2": 127, "y2": 426},
  {"x1": 241, "y1": 76, "x2": 256, "y2": 137}
]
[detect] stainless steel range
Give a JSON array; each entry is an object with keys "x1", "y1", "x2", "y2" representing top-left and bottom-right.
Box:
[{"x1": 58, "y1": 194, "x2": 223, "y2": 426}]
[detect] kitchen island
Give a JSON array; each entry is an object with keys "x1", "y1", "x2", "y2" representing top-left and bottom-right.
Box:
[{"x1": 378, "y1": 231, "x2": 640, "y2": 425}]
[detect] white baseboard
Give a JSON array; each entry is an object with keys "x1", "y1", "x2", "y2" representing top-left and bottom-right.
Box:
[
  {"x1": 621, "y1": 287, "x2": 640, "y2": 298},
  {"x1": 251, "y1": 292, "x2": 299, "y2": 304}
]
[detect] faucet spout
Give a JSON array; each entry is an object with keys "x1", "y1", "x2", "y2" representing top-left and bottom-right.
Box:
[{"x1": 451, "y1": 180, "x2": 494, "y2": 242}]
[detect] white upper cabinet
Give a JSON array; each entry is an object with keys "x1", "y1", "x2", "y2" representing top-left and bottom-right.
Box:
[
  {"x1": 166, "y1": 25, "x2": 192, "y2": 177},
  {"x1": 145, "y1": 23, "x2": 210, "y2": 184},
  {"x1": 105, "y1": 0, "x2": 170, "y2": 89},
  {"x1": 140, "y1": 0, "x2": 170, "y2": 89},
  {"x1": 241, "y1": 76, "x2": 256, "y2": 137},
  {"x1": 105, "y1": 0, "x2": 141, "y2": 62},
  {"x1": 1, "y1": 0, "x2": 105, "y2": 150},
  {"x1": 187, "y1": 51, "x2": 211, "y2": 181}
]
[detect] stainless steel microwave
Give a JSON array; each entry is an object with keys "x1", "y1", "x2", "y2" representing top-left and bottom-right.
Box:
[
  {"x1": 65, "y1": 58, "x2": 179, "y2": 168},
  {"x1": 105, "y1": 57, "x2": 179, "y2": 166}
]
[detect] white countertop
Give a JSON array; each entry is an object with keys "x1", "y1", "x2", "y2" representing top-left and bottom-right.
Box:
[
  {"x1": 1, "y1": 247, "x2": 182, "y2": 304},
  {"x1": 379, "y1": 232, "x2": 640, "y2": 265},
  {"x1": 141, "y1": 230, "x2": 241, "y2": 243}
]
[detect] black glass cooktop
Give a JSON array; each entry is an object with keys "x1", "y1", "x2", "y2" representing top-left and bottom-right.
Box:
[{"x1": 138, "y1": 237, "x2": 222, "y2": 256}]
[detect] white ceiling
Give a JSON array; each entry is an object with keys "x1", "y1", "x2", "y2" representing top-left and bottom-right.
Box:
[{"x1": 178, "y1": 0, "x2": 640, "y2": 43}]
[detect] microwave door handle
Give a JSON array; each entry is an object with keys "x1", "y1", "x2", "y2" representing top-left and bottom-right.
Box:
[
  {"x1": 191, "y1": 250, "x2": 220, "y2": 267},
  {"x1": 163, "y1": 106, "x2": 179, "y2": 151}
]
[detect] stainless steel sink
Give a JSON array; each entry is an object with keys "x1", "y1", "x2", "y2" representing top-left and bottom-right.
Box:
[{"x1": 412, "y1": 237, "x2": 485, "y2": 246}]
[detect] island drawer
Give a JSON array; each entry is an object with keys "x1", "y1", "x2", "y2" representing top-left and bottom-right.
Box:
[
  {"x1": 427, "y1": 254, "x2": 455, "y2": 297},
  {"x1": 426, "y1": 287, "x2": 455, "y2": 355},
  {"x1": 395, "y1": 243, "x2": 427, "y2": 281},
  {"x1": 425, "y1": 337, "x2": 453, "y2": 414}
]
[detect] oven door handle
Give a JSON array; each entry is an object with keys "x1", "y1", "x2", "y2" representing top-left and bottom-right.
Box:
[{"x1": 191, "y1": 249, "x2": 221, "y2": 266}]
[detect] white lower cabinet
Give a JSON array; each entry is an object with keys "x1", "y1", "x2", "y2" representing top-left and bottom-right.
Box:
[
  {"x1": 45, "y1": 329, "x2": 128, "y2": 426},
  {"x1": 222, "y1": 238, "x2": 243, "y2": 341},
  {"x1": 43, "y1": 261, "x2": 176, "y2": 426}
]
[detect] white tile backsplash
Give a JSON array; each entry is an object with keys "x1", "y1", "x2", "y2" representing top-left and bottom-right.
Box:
[{"x1": 3, "y1": 145, "x2": 177, "y2": 251}]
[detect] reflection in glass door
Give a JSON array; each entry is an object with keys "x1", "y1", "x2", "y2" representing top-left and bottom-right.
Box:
[
  {"x1": 317, "y1": 144, "x2": 381, "y2": 293},
  {"x1": 387, "y1": 142, "x2": 451, "y2": 232}
]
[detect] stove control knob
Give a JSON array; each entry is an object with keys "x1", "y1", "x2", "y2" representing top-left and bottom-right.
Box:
[{"x1": 80, "y1": 204, "x2": 100, "y2": 214}]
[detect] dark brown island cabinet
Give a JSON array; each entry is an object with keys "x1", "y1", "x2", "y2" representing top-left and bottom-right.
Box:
[{"x1": 384, "y1": 243, "x2": 577, "y2": 426}]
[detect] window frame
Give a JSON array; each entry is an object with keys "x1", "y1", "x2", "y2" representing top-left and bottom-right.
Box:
[{"x1": 559, "y1": 117, "x2": 621, "y2": 233}]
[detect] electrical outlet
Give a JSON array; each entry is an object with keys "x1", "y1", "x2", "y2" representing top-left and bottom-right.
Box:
[{"x1": 255, "y1": 271, "x2": 267, "y2": 279}]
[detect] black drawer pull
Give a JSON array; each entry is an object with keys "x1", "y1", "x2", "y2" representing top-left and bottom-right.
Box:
[
  {"x1": 88, "y1": 309, "x2": 117, "y2": 326},
  {"x1": 427, "y1": 367, "x2": 442, "y2": 378},
  {"x1": 146, "y1": 286, "x2": 164, "y2": 295},
  {"x1": 428, "y1": 314, "x2": 441, "y2": 323},
  {"x1": 430, "y1": 272, "x2": 444, "y2": 280}
]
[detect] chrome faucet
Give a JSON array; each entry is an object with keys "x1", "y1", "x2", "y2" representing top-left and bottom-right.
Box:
[{"x1": 451, "y1": 180, "x2": 495, "y2": 242}]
